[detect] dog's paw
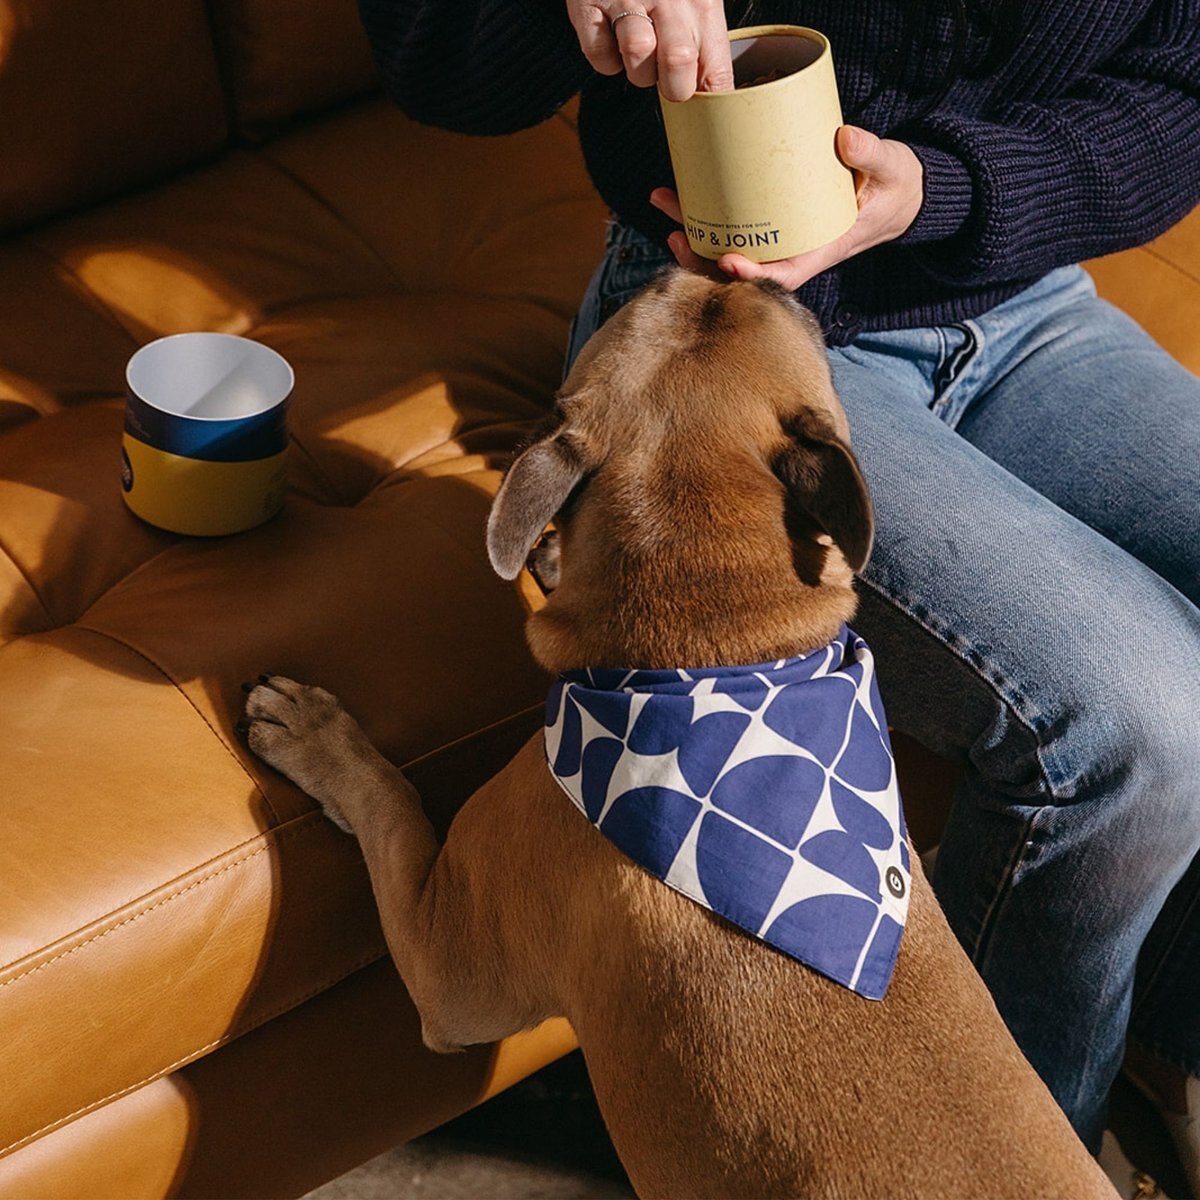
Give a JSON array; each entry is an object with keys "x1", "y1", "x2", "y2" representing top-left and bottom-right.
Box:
[{"x1": 238, "y1": 676, "x2": 356, "y2": 834}]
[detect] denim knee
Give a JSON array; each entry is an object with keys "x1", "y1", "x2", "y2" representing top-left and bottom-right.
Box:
[
  {"x1": 858, "y1": 559, "x2": 1200, "y2": 903},
  {"x1": 1031, "y1": 606, "x2": 1200, "y2": 846}
]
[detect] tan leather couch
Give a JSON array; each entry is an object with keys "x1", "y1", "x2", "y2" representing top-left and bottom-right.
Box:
[
  {"x1": 0, "y1": 2, "x2": 599, "y2": 1196},
  {"x1": 0, "y1": 1, "x2": 1195, "y2": 1195}
]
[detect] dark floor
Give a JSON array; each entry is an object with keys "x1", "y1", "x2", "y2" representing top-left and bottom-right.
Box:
[
  {"x1": 306, "y1": 1049, "x2": 1192, "y2": 1199},
  {"x1": 304, "y1": 1052, "x2": 633, "y2": 1199},
  {"x1": 1110, "y1": 1070, "x2": 1192, "y2": 1198}
]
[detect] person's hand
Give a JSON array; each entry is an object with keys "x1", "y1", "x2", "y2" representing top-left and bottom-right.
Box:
[
  {"x1": 566, "y1": 0, "x2": 734, "y2": 101},
  {"x1": 650, "y1": 126, "x2": 925, "y2": 287}
]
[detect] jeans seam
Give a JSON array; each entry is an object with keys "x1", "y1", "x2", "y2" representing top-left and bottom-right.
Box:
[
  {"x1": 856, "y1": 569, "x2": 1054, "y2": 752},
  {"x1": 853, "y1": 575, "x2": 1067, "y2": 974},
  {"x1": 1130, "y1": 878, "x2": 1200, "y2": 1048},
  {"x1": 855, "y1": 571, "x2": 1086, "y2": 808},
  {"x1": 971, "y1": 806, "x2": 1042, "y2": 976}
]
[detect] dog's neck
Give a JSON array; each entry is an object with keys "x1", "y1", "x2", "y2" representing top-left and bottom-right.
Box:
[
  {"x1": 526, "y1": 531, "x2": 857, "y2": 674},
  {"x1": 523, "y1": 454, "x2": 861, "y2": 673}
]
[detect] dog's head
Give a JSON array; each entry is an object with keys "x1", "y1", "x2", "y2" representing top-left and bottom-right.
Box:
[{"x1": 487, "y1": 268, "x2": 874, "y2": 671}]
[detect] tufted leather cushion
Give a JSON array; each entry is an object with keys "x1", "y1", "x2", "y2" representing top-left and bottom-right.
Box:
[
  {"x1": 0, "y1": 0, "x2": 227, "y2": 235},
  {"x1": 0, "y1": 98, "x2": 607, "y2": 1163},
  {"x1": 206, "y1": 0, "x2": 380, "y2": 141}
]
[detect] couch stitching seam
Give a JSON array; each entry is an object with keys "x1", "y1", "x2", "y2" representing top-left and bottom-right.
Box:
[
  {"x1": 251, "y1": 144, "x2": 413, "y2": 292},
  {"x1": 1143, "y1": 244, "x2": 1200, "y2": 290},
  {"x1": 0, "y1": 949, "x2": 386, "y2": 1159},
  {"x1": 69, "y1": 623, "x2": 280, "y2": 824},
  {"x1": 0, "y1": 821, "x2": 322, "y2": 990},
  {"x1": 284, "y1": 430, "x2": 352, "y2": 507},
  {"x1": 401, "y1": 701, "x2": 544, "y2": 771}
]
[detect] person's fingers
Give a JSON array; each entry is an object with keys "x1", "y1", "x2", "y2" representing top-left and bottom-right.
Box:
[
  {"x1": 836, "y1": 124, "x2": 886, "y2": 171},
  {"x1": 611, "y1": 8, "x2": 659, "y2": 88},
  {"x1": 836, "y1": 126, "x2": 925, "y2": 239},
  {"x1": 652, "y1": 6, "x2": 701, "y2": 100},
  {"x1": 837, "y1": 126, "x2": 888, "y2": 207},
  {"x1": 670, "y1": 232, "x2": 729, "y2": 280},
  {"x1": 649, "y1": 186, "x2": 684, "y2": 223},
  {"x1": 570, "y1": 1, "x2": 731, "y2": 98},
  {"x1": 694, "y1": 0, "x2": 734, "y2": 95},
  {"x1": 568, "y1": 3, "x2": 659, "y2": 89},
  {"x1": 650, "y1": 189, "x2": 729, "y2": 279},
  {"x1": 569, "y1": 3, "x2": 625, "y2": 75},
  {"x1": 653, "y1": 0, "x2": 732, "y2": 100},
  {"x1": 717, "y1": 233, "x2": 852, "y2": 291}
]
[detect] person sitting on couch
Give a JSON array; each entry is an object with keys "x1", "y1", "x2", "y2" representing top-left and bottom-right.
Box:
[{"x1": 358, "y1": 0, "x2": 1200, "y2": 1191}]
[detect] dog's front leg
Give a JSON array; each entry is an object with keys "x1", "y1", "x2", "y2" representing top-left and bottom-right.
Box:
[{"x1": 240, "y1": 676, "x2": 533, "y2": 1051}]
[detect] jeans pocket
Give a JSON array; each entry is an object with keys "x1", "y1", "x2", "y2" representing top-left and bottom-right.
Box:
[{"x1": 597, "y1": 224, "x2": 673, "y2": 318}]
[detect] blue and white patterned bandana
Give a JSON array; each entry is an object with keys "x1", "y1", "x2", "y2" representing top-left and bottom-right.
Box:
[{"x1": 544, "y1": 625, "x2": 909, "y2": 1000}]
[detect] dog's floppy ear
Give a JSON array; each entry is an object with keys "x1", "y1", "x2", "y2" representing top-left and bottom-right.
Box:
[
  {"x1": 774, "y1": 414, "x2": 875, "y2": 573},
  {"x1": 486, "y1": 426, "x2": 594, "y2": 580}
]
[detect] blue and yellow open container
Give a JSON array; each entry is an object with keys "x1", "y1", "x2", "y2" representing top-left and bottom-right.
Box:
[{"x1": 122, "y1": 333, "x2": 293, "y2": 537}]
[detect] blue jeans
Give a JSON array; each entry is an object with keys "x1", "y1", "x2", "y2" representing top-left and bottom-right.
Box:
[{"x1": 566, "y1": 222, "x2": 1200, "y2": 1153}]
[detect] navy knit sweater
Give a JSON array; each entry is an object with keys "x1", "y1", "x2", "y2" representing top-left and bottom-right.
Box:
[{"x1": 358, "y1": 0, "x2": 1200, "y2": 344}]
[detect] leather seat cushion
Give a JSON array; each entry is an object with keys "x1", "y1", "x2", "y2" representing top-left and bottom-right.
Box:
[{"x1": 0, "y1": 97, "x2": 606, "y2": 1156}]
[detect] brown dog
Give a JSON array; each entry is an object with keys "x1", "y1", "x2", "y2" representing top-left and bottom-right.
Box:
[{"x1": 243, "y1": 270, "x2": 1116, "y2": 1199}]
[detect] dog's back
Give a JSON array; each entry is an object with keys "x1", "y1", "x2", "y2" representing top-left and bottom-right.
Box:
[
  {"x1": 452, "y1": 738, "x2": 1106, "y2": 1199},
  {"x1": 564, "y1": 820, "x2": 1107, "y2": 1199},
  {"x1": 479, "y1": 269, "x2": 1115, "y2": 1197}
]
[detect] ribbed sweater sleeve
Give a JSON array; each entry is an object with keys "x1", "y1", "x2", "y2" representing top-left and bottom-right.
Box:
[
  {"x1": 357, "y1": 0, "x2": 591, "y2": 134},
  {"x1": 896, "y1": 0, "x2": 1200, "y2": 283}
]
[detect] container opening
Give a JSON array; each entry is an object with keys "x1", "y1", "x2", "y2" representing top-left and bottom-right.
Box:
[{"x1": 731, "y1": 32, "x2": 823, "y2": 88}]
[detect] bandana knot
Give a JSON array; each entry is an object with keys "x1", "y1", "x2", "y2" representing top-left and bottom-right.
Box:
[{"x1": 544, "y1": 625, "x2": 909, "y2": 999}]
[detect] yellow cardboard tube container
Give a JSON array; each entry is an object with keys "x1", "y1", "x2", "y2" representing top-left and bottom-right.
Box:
[
  {"x1": 660, "y1": 25, "x2": 858, "y2": 262},
  {"x1": 122, "y1": 333, "x2": 292, "y2": 537}
]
